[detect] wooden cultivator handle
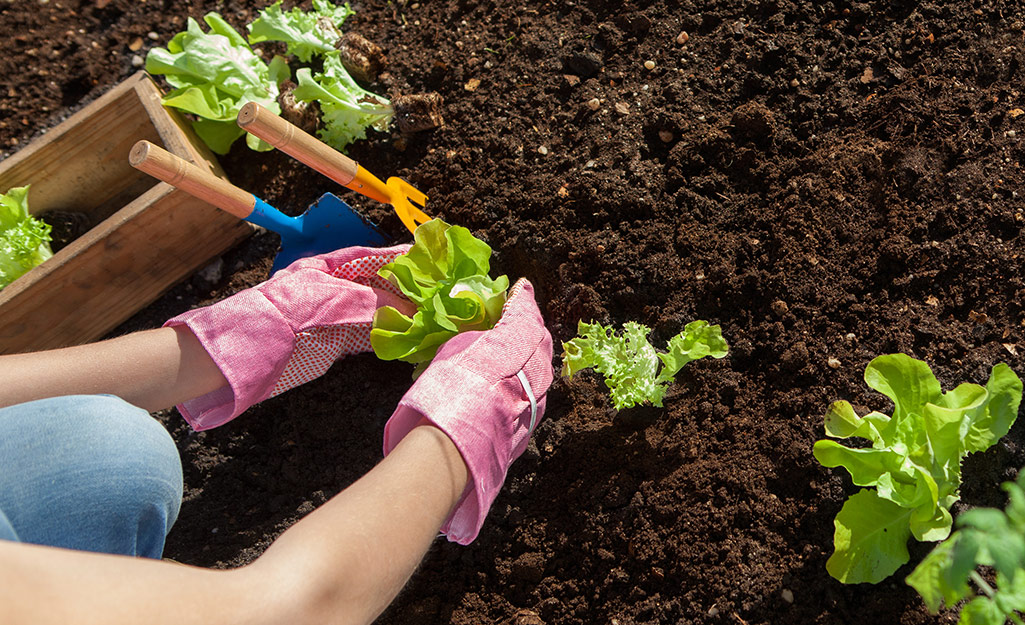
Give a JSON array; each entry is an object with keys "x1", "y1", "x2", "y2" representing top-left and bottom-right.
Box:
[
  {"x1": 237, "y1": 102, "x2": 359, "y2": 186},
  {"x1": 129, "y1": 141, "x2": 256, "y2": 219}
]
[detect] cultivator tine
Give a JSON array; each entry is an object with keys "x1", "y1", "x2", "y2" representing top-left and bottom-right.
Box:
[{"x1": 389, "y1": 177, "x2": 431, "y2": 234}]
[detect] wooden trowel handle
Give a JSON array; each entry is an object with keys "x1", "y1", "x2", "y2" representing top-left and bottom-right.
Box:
[
  {"x1": 237, "y1": 102, "x2": 359, "y2": 186},
  {"x1": 129, "y1": 140, "x2": 255, "y2": 219}
]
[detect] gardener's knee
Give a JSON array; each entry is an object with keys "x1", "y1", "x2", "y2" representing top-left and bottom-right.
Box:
[{"x1": 0, "y1": 395, "x2": 183, "y2": 558}]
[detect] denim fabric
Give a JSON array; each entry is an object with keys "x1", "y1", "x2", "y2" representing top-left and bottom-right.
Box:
[{"x1": 0, "y1": 395, "x2": 183, "y2": 558}]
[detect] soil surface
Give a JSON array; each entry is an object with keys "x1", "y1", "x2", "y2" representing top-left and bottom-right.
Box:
[{"x1": 4, "y1": 0, "x2": 1025, "y2": 623}]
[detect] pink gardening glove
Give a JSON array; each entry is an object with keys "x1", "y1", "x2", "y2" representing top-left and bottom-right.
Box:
[
  {"x1": 382, "y1": 278, "x2": 554, "y2": 544},
  {"x1": 165, "y1": 244, "x2": 413, "y2": 431}
]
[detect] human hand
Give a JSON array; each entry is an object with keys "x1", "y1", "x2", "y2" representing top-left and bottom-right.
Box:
[
  {"x1": 382, "y1": 278, "x2": 554, "y2": 544},
  {"x1": 165, "y1": 244, "x2": 413, "y2": 430}
]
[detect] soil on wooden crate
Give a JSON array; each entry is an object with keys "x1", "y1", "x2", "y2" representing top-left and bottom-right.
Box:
[{"x1": 3, "y1": 1, "x2": 1025, "y2": 623}]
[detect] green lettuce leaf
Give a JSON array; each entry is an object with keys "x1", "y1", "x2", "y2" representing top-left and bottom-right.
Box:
[
  {"x1": 814, "y1": 354, "x2": 1023, "y2": 584},
  {"x1": 248, "y1": 0, "x2": 354, "y2": 62},
  {"x1": 827, "y1": 489, "x2": 913, "y2": 584},
  {"x1": 562, "y1": 319, "x2": 728, "y2": 410},
  {"x1": 0, "y1": 185, "x2": 53, "y2": 289},
  {"x1": 145, "y1": 13, "x2": 288, "y2": 154},
  {"x1": 293, "y1": 51, "x2": 392, "y2": 152},
  {"x1": 370, "y1": 219, "x2": 509, "y2": 375}
]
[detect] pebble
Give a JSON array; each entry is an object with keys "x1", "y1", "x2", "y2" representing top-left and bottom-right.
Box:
[
  {"x1": 782, "y1": 589, "x2": 794, "y2": 603},
  {"x1": 659, "y1": 130, "x2": 674, "y2": 142},
  {"x1": 197, "y1": 257, "x2": 224, "y2": 284},
  {"x1": 586, "y1": 97, "x2": 600, "y2": 110},
  {"x1": 644, "y1": 60, "x2": 656, "y2": 70},
  {"x1": 615, "y1": 102, "x2": 631, "y2": 115},
  {"x1": 827, "y1": 357, "x2": 841, "y2": 369},
  {"x1": 790, "y1": 78, "x2": 799, "y2": 87},
  {"x1": 676, "y1": 31, "x2": 690, "y2": 45},
  {"x1": 1007, "y1": 130, "x2": 1017, "y2": 137},
  {"x1": 131, "y1": 54, "x2": 144, "y2": 67},
  {"x1": 147, "y1": 31, "x2": 160, "y2": 40},
  {"x1": 538, "y1": 145, "x2": 549, "y2": 155}
]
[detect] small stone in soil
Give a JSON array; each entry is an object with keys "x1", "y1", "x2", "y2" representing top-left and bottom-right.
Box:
[
  {"x1": 586, "y1": 97, "x2": 600, "y2": 110},
  {"x1": 676, "y1": 31, "x2": 690, "y2": 45},
  {"x1": 644, "y1": 60, "x2": 656, "y2": 70},
  {"x1": 827, "y1": 357, "x2": 841, "y2": 369}
]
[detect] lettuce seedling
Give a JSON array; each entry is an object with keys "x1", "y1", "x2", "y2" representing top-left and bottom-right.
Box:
[
  {"x1": 293, "y1": 52, "x2": 393, "y2": 152},
  {"x1": 248, "y1": 0, "x2": 392, "y2": 152},
  {"x1": 907, "y1": 470, "x2": 1025, "y2": 625},
  {"x1": 371, "y1": 219, "x2": 509, "y2": 376},
  {"x1": 562, "y1": 320, "x2": 728, "y2": 410},
  {"x1": 813, "y1": 354, "x2": 1023, "y2": 584},
  {"x1": 145, "y1": 13, "x2": 290, "y2": 154},
  {"x1": 248, "y1": 0, "x2": 355, "y2": 62},
  {"x1": 0, "y1": 185, "x2": 53, "y2": 290}
]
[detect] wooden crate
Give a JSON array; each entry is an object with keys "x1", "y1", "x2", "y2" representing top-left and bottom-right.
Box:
[{"x1": 0, "y1": 71, "x2": 252, "y2": 354}]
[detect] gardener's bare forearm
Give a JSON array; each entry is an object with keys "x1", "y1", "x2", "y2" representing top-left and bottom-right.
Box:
[
  {"x1": 0, "y1": 424, "x2": 468, "y2": 625},
  {"x1": 250, "y1": 423, "x2": 469, "y2": 625},
  {"x1": 0, "y1": 326, "x2": 227, "y2": 411}
]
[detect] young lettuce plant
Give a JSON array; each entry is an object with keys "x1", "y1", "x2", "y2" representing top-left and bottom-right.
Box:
[
  {"x1": 145, "y1": 13, "x2": 290, "y2": 154},
  {"x1": 293, "y1": 52, "x2": 393, "y2": 152},
  {"x1": 813, "y1": 354, "x2": 1023, "y2": 584},
  {"x1": 562, "y1": 320, "x2": 729, "y2": 410},
  {"x1": 247, "y1": 0, "x2": 392, "y2": 151},
  {"x1": 247, "y1": 0, "x2": 355, "y2": 62},
  {"x1": 906, "y1": 470, "x2": 1025, "y2": 625},
  {"x1": 0, "y1": 185, "x2": 53, "y2": 290},
  {"x1": 370, "y1": 219, "x2": 509, "y2": 376}
]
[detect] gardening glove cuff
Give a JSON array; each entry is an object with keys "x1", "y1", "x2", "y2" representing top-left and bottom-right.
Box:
[
  {"x1": 382, "y1": 279, "x2": 554, "y2": 544},
  {"x1": 166, "y1": 244, "x2": 413, "y2": 430}
]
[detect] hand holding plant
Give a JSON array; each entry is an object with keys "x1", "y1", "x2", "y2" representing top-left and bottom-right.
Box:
[{"x1": 370, "y1": 219, "x2": 509, "y2": 376}]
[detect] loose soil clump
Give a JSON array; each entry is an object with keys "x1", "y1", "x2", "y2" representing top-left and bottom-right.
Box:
[{"x1": 3, "y1": 1, "x2": 1025, "y2": 624}]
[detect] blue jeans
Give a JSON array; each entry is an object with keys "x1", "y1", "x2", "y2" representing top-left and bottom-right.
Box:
[{"x1": 0, "y1": 395, "x2": 183, "y2": 559}]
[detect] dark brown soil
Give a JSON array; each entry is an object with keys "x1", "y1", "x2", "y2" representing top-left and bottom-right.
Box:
[{"x1": 4, "y1": 1, "x2": 1025, "y2": 623}]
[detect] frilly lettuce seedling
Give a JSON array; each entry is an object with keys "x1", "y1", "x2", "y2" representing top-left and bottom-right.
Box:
[
  {"x1": 562, "y1": 320, "x2": 729, "y2": 410},
  {"x1": 248, "y1": 0, "x2": 392, "y2": 152},
  {"x1": 371, "y1": 219, "x2": 509, "y2": 376},
  {"x1": 813, "y1": 354, "x2": 1022, "y2": 584},
  {"x1": 0, "y1": 185, "x2": 53, "y2": 290},
  {"x1": 248, "y1": 0, "x2": 354, "y2": 62},
  {"x1": 145, "y1": 13, "x2": 290, "y2": 154},
  {"x1": 293, "y1": 52, "x2": 393, "y2": 153},
  {"x1": 907, "y1": 470, "x2": 1025, "y2": 625}
]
